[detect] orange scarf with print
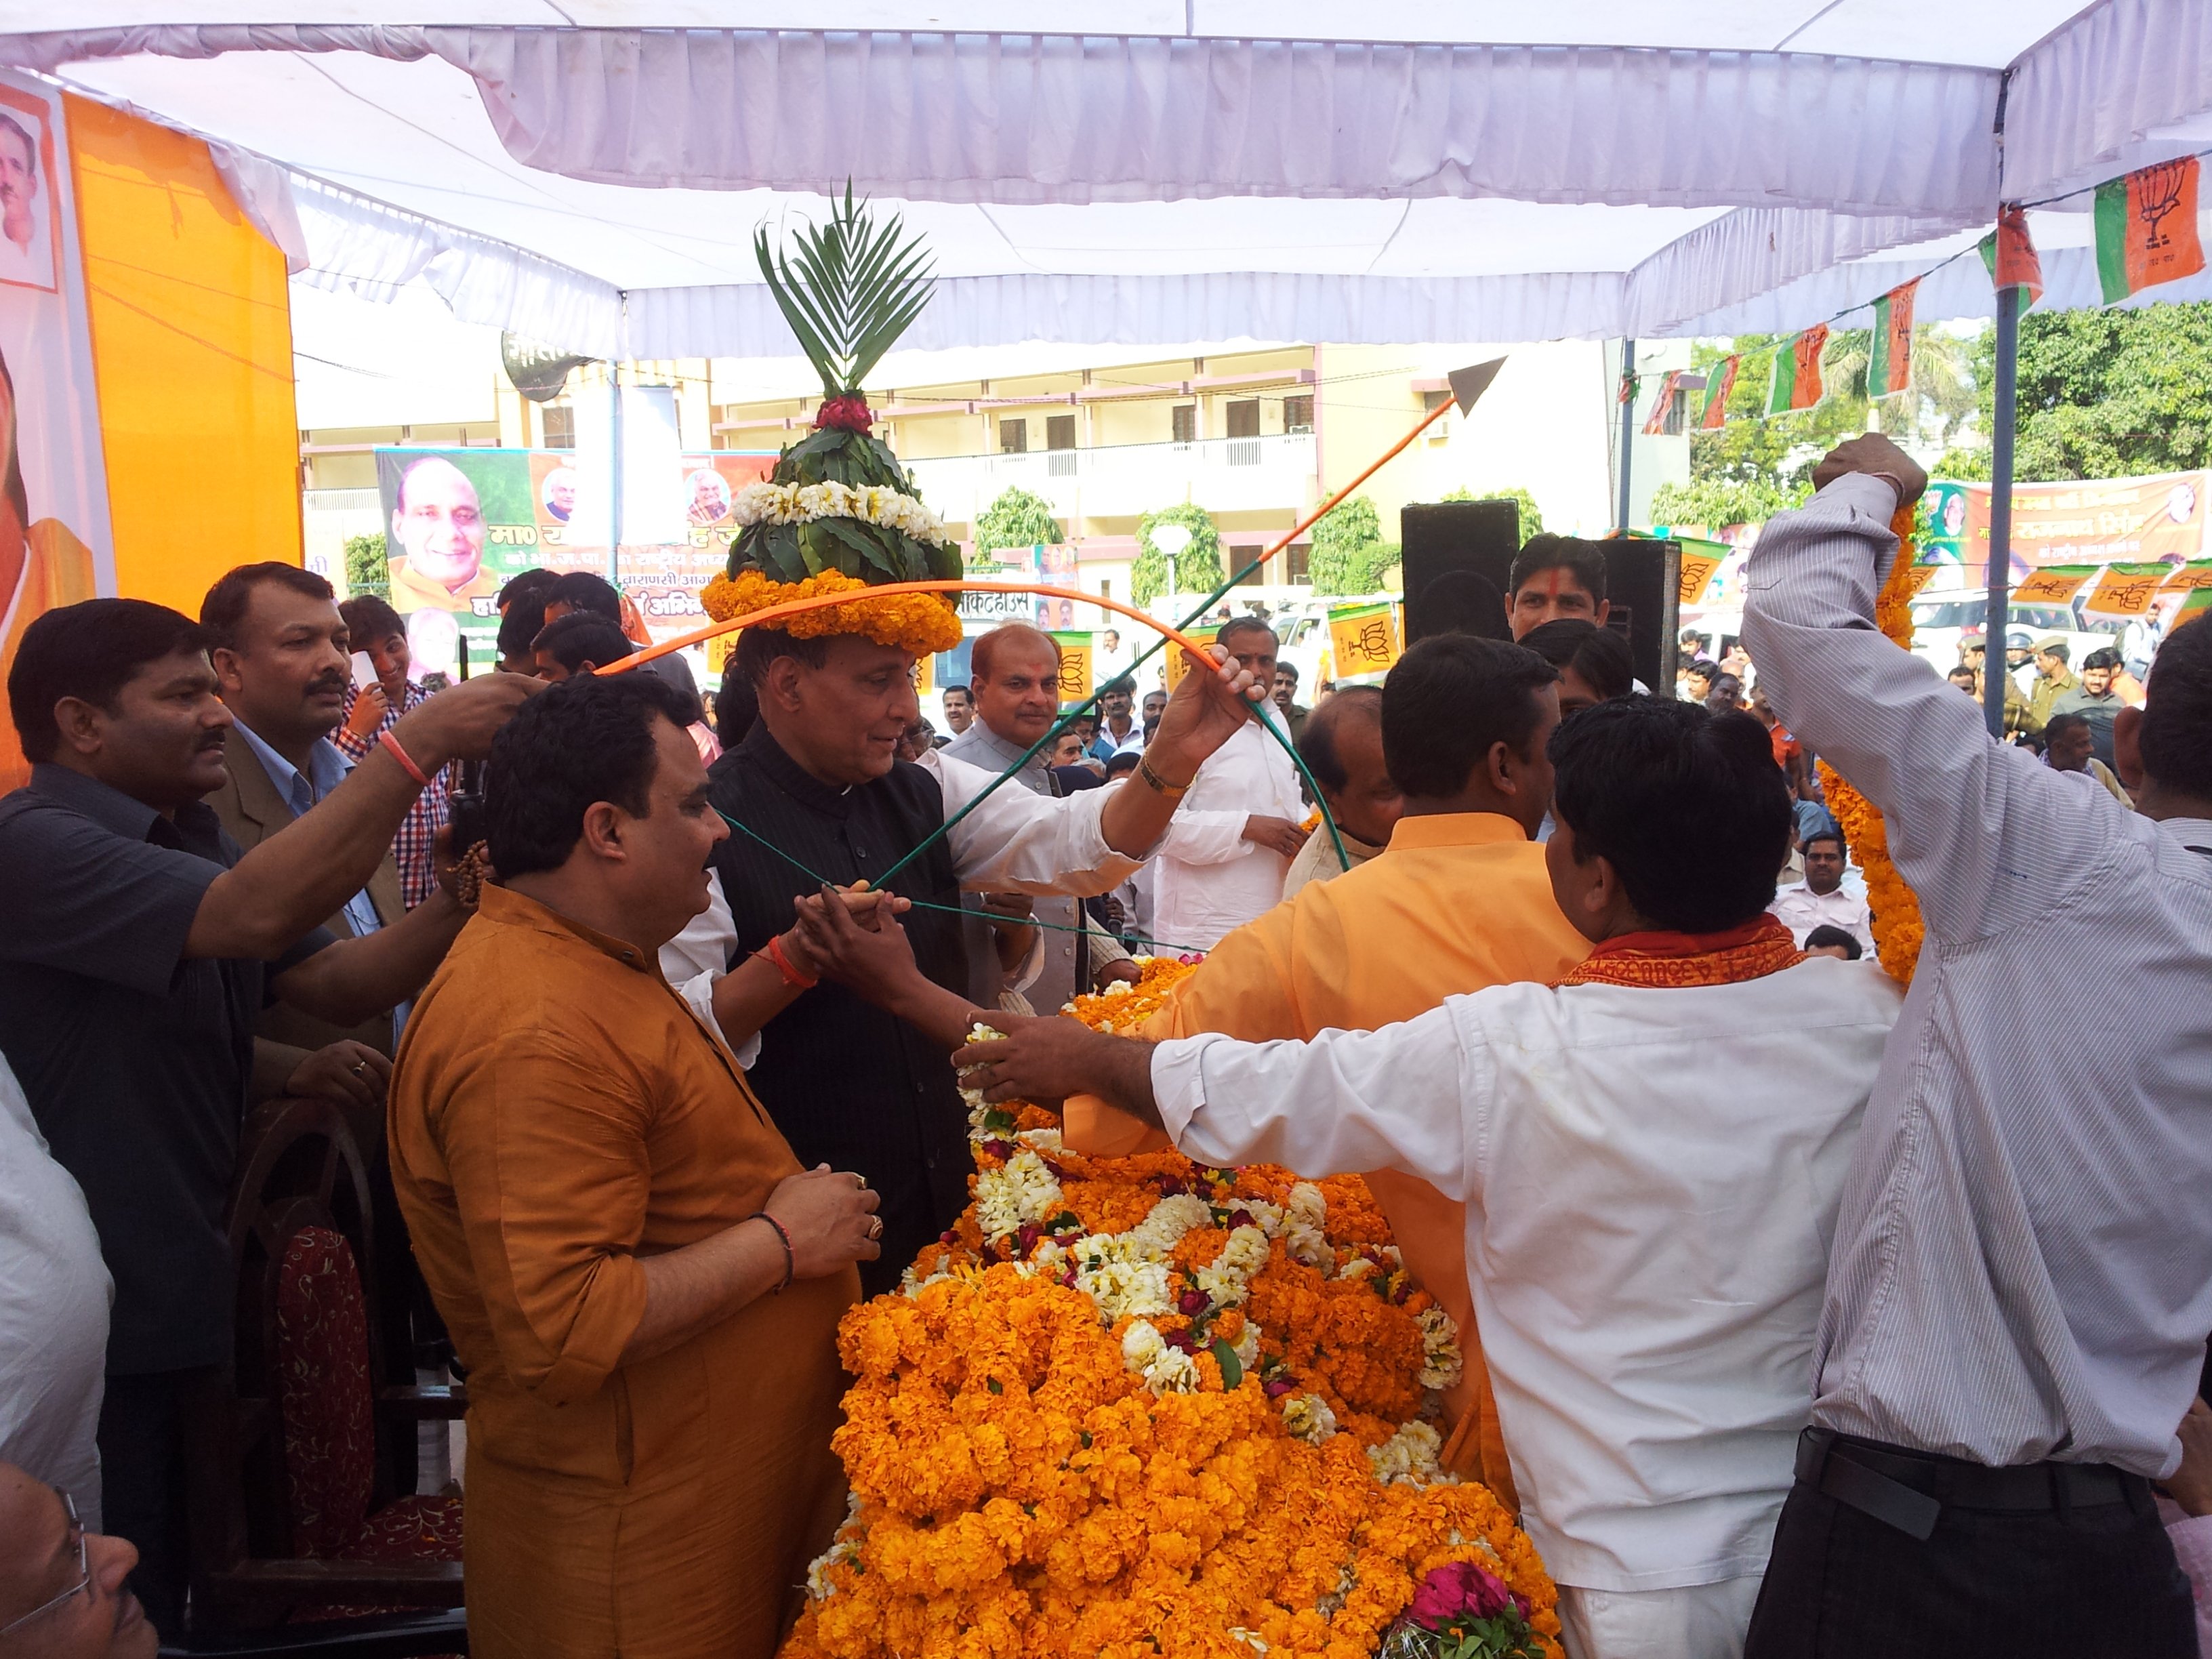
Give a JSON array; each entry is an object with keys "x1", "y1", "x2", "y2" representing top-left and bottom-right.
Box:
[{"x1": 1557, "y1": 913, "x2": 1805, "y2": 989}]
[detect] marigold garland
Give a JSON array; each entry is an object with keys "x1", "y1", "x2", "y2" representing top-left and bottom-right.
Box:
[
  {"x1": 779, "y1": 959, "x2": 1561, "y2": 1659},
  {"x1": 1816, "y1": 502, "x2": 1927, "y2": 982},
  {"x1": 698, "y1": 567, "x2": 964, "y2": 657}
]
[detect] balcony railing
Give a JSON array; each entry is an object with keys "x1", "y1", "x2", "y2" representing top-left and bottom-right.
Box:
[{"x1": 906, "y1": 430, "x2": 1316, "y2": 525}]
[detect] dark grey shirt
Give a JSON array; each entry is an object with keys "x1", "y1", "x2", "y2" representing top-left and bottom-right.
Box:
[{"x1": 0, "y1": 764, "x2": 332, "y2": 1374}]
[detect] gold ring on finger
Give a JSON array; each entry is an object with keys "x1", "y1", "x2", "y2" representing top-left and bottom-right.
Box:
[{"x1": 867, "y1": 1217, "x2": 884, "y2": 1240}]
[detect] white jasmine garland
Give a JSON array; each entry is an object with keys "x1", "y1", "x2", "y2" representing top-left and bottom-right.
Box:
[
  {"x1": 1366, "y1": 1420, "x2": 1448, "y2": 1487},
  {"x1": 1416, "y1": 1305, "x2": 1465, "y2": 1391},
  {"x1": 729, "y1": 478, "x2": 951, "y2": 546},
  {"x1": 1282, "y1": 1182, "x2": 1332, "y2": 1269},
  {"x1": 803, "y1": 1491, "x2": 867, "y2": 1599},
  {"x1": 1121, "y1": 1319, "x2": 1200, "y2": 1393},
  {"x1": 1280, "y1": 1392, "x2": 1338, "y2": 1445},
  {"x1": 976, "y1": 1149, "x2": 1062, "y2": 1244}
]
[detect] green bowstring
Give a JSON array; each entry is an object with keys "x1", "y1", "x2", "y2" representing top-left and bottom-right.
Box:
[
  {"x1": 867, "y1": 552, "x2": 1353, "y2": 890},
  {"x1": 714, "y1": 805, "x2": 1214, "y2": 958}
]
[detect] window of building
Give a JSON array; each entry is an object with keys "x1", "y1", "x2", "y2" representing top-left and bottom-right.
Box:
[
  {"x1": 1226, "y1": 399, "x2": 1261, "y2": 438},
  {"x1": 1286, "y1": 541, "x2": 1311, "y2": 583},
  {"x1": 1284, "y1": 394, "x2": 1314, "y2": 433},
  {"x1": 1172, "y1": 403, "x2": 1197, "y2": 444},
  {"x1": 541, "y1": 404, "x2": 575, "y2": 449},
  {"x1": 1098, "y1": 577, "x2": 1113, "y2": 601},
  {"x1": 1000, "y1": 417, "x2": 1028, "y2": 453},
  {"x1": 1422, "y1": 388, "x2": 1451, "y2": 447},
  {"x1": 1232, "y1": 547, "x2": 1268, "y2": 585},
  {"x1": 1046, "y1": 414, "x2": 1076, "y2": 450}
]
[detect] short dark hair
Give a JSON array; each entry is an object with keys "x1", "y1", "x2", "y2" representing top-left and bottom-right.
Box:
[
  {"x1": 714, "y1": 659, "x2": 758, "y2": 745},
  {"x1": 1518, "y1": 618, "x2": 1634, "y2": 702},
  {"x1": 1381, "y1": 635, "x2": 1559, "y2": 800},
  {"x1": 1803, "y1": 924, "x2": 1864, "y2": 960},
  {"x1": 533, "y1": 613, "x2": 635, "y2": 675},
  {"x1": 2139, "y1": 620, "x2": 2212, "y2": 799},
  {"x1": 1298, "y1": 684, "x2": 1382, "y2": 793},
  {"x1": 8, "y1": 598, "x2": 209, "y2": 764},
  {"x1": 483, "y1": 672, "x2": 697, "y2": 879},
  {"x1": 1102, "y1": 676, "x2": 1136, "y2": 698},
  {"x1": 2043, "y1": 710, "x2": 2090, "y2": 744},
  {"x1": 1549, "y1": 698, "x2": 1790, "y2": 933},
  {"x1": 1946, "y1": 665, "x2": 1978, "y2": 684},
  {"x1": 1274, "y1": 662, "x2": 1300, "y2": 685},
  {"x1": 1406, "y1": 569, "x2": 1510, "y2": 645},
  {"x1": 943, "y1": 682, "x2": 972, "y2": 702},
  {"x1": 2082, "y1": 646, "x2": 2123, "y2": 673},
  {"x1": 733, "y1": 624, "x2": 830, "y2": 687},
  {"x1": 545, "y1": 571, "x2": 623, "y2": 623},
  {"x1": 1803, "y1": 828, "x2": 1847, "y2": 860},
  {"x1": 497, "y1": 568, "x2": 557, "y2": 612},
  {"x1": 1216, "y1": 615, "x2": 1279, "y2": 653},
  {"x1": 339, "y1": 594, "x2": 405, "y2": 647},
  {"x1": 1509, "y1": 535, "x2": 1608, "y2": 605},
  {"x1": 199, "y1": 563, "x2": 335, "y2": 652},
  {"x1": 1104, "y1": 750, "x2": 1142, "y2": 779},
  {"x1": 1683, "y1": 660, "x2": 1718, "y2": 688},
  {"x1": 970, "y1": 623, "x2": 1060, "y2": 682}
]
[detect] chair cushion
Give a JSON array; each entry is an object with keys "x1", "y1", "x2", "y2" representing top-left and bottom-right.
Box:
[
  {"x1": 274, "y1": 1225, "x2": 377, "y2": 1557},
  {"x1": 349, "y1": 1493, "x2": 465, "y2": 1565}
]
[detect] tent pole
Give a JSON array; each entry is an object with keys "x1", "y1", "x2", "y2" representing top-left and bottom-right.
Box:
[
  {"x1": 609, "y1": 363, "x2": 625, "y2": 583},
  {"x1": 1985, "y1": 288, "x2": 2020, "y2": 739},
  {"x1": 1615, "y1": 337, "x2": 1636, "y2": 533}
]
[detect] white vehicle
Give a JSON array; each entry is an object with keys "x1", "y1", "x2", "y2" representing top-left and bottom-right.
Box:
[{"x1": 1905, "y1": 587, "x2": 2121, "y2": 677}]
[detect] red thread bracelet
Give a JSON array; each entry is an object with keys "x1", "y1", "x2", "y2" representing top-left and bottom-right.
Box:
[
  {"x1": 378, "y1": 729, "x2": 431, "y2": 787},
  {"x1": 747, "y1": 1210, "x2": 794, "y2": 1292},
  {"x1": 763, "y1": 933, "x2": 818, "y2": 989}
]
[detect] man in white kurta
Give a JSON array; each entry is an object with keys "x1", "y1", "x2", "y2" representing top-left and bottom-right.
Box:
[
  {"x1": 1149, "y1": 619, "x2": 1309, "y2": 950},
  {"x1": 960, "y1": 696, "x2": 1904, "y2": 1659}
]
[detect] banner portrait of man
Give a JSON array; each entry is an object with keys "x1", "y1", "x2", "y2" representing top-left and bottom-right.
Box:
[
  {"x1": 386, "y1": 452, "x2": 498, "y2": 613},
  {"x1": 0, "y1": 98, "x2": 56, "y2": 293}
]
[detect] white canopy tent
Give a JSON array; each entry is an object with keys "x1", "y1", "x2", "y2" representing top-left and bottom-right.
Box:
[{"x1": 4, "y1": 2, "x2": 2210, "y2": 359}]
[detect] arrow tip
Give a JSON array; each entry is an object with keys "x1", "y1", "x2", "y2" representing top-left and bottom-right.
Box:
[{"x1": 1448, "y1": 357, "x2": 1507, "y2": 415}]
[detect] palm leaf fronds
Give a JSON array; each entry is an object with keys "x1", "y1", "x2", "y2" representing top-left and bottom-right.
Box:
[{"x1": 756, "y1": 182, "x2": 937, "y2": 401}]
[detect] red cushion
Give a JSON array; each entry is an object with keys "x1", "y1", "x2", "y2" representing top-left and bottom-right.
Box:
[
  {"x1": 273, "y1": 1225, "x2": 377, "y2": 1558},
  {"x1": 348, "y1": 1494, "x2": 464, "y2": 1565}
]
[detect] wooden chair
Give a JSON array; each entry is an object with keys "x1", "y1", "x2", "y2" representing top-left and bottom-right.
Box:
[{"x1": 180, "y1": 1097, "x2": 468, "y2": 1654}]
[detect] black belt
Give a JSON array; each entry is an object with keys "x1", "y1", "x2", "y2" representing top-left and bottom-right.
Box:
[{"x1": 1795, "y1": 1427, "x2": 2151, "y2": 1541}]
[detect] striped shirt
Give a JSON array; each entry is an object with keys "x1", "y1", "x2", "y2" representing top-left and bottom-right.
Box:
[
  {"x1": 1744, "y1": 474, "x2": 2212, "y2": 1478},
  {"x1": 333, "y1": 682, "x2": 452, "y2": 910}
]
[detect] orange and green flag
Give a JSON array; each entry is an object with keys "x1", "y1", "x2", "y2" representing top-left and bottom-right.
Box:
[
  {"x1": 1699, "y1": 356, "x2": 1739, "y2": 429},
  {"x1": 1766, "y1": 325, "x2": 1828, "y2": 415},
  {"x1": 1868, "y1": 280, "x2": 1917, "y2": 398},
  {"x1": 1641, "y1": 370, "x2": 1681, "y2": 436},
  {"x1": 2095, "y1": 156, "x2": 2205, "y2": 304},
  {"x1": 2171, "y1": 586, "x2": 2212, "y2": 630},
  {"x1": 1978, "y1": 204, "x2": 2044, "y2": 305}
]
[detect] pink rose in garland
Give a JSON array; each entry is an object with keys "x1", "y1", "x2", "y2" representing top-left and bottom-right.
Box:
[{"x1": 1384, "y1": 1559, "x2": 1544, "y2": 1659}]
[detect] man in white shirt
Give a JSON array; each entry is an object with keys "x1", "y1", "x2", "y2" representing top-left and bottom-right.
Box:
[
  {"x1": 1765, "y1": 828, "x2": 1872, "y2": 954},
  {"x1": 1739, "y1": 435, "x2": 2212, "y2": 1658},
  {"x1": 1149, "y1": 617, "x2": 1309, "y2": 949},
  {"x1": 960, "y1": 696, "x2": 1904, "y2": 1659}
]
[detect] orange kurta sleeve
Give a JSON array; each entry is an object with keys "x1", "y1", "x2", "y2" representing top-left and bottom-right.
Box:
[
  {"x1": 1061, "y1": 905, "x2": 1302, "y2": 1155},
  {"x1": 434, "y1": 1029, "x2": 652, "y2": 1408}
]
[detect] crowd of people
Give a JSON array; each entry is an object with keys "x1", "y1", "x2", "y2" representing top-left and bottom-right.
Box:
[{"x1": 0, "y1": 432, "x2": 2209, "y2": 1659}]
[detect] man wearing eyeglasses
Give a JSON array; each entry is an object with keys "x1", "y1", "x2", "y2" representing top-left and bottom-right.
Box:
[{"x1": 0, "y1": 1463, "x2": 155, "y2": 1656}]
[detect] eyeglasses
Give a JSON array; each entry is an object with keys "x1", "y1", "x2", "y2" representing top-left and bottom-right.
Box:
[{"x1": 0, "y1": 1488, "x2": 92, "y2": 1636}]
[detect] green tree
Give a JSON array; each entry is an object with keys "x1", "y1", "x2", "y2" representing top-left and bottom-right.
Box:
[
  {"x1": 343, "y1": 532, "x2": 389, "y2": 598},
  {"x1": 1969, "y1": 301, "x2": 2212, "y2": 480},
  {"x1": 972, "y1": 485, "x2": 1065, "y2": 560},
  {"x1": 1647, "y1": 476, "x2": 1797, "y2": 531},
  {"x1": 1132, "y1": 504, "x2": 1225, "y2": 607},
  {"x1": 1440, "y1": 485, "x2": 1544, "y2": 545},
  {"x1": 1308, "y1": 495, "x2": 1389, "y2": 595},
  {"x1": 1681, "y1": 333, "x2": 1866, "y2": 504}
]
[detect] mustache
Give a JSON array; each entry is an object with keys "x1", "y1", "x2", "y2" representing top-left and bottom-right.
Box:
[
  {"x1": 306, "y1": 669, "x2": 350, "y2": 696},
  {"x1": 197, "y1": 729, "x2": 228, "y2": 753}
]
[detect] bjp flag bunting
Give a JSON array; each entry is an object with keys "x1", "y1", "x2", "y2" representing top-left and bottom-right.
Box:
[
  {"x1": 1049, "y1": 632, "x2": 1093, "y2": 701},
  {"x1": 2162, "y1": 562, "x2": 2212, "y2": 593},
  {"x1": 1868, "y1": 281, "x2": 1917, "y2": 398},
  {"x1": 2011, "y1": 564, "x2": 2099, "y2": 607},
  {"x1": 1978, "y1": 204, "x2": 2045, "y2": 305},
  {"x1": 1641, "y1": 371, "x2": 1681, "y2": 436},
  {"x1": 2095, "y1": 156, "x2": 2205, "y2": 305},
  {"x1": 1162, "y1": 626, "x2": 1220, "y2": 692},
  {"x1": 1327, "y1": 602, "x2": 1402, "y2": 678},
  {"x1": 2175, "y1": 588, "x2": 2212, "y2": 630},
  {"x1": 1671, "y1": 537, "x2": 1729, "y2": 607},
  {"x1": 1699, "y1": 356, "x2": 1739, "y2": 429},
  {"x1": 2083, "y1": 562, "x2": 2173, "y2": 617},
  {"x1": 1766, "y1": 325, "x2": 1828, "y2": 415}
]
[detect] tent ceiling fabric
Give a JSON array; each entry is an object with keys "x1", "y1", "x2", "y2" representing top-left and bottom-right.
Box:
[{"x1": 3, "y1": 1, "x2": 2210, "y2": 358}]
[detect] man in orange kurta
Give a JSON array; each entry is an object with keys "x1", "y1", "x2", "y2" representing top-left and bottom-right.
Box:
[
  {"x1": 389, "y1": 673, "x2": 884, "y2": 1659},
  {"x1": 1067, "y1": 635, "x2": 1589, "y2": 1508}
]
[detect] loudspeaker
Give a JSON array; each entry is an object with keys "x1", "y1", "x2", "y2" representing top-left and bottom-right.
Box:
[
  {"x1": 1398, "y1": 501, "x2": 1682, "y2": 693},
  {"x1": 1399, "y1": 500, "x2": 1519, "y2": 644}
]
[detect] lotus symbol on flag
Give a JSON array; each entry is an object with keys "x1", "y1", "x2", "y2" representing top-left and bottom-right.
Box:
[{"x1": 2139, "y1": 160, "x2": 2190, "y2": 249}]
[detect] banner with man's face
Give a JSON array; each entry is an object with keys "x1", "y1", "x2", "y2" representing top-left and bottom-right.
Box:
[
  {"x1": 373, "y1": 446, "x2": 773, "y2": 674},
  {"x1": 0, "y1": 74, "x2": 113, "y2": 793}
]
